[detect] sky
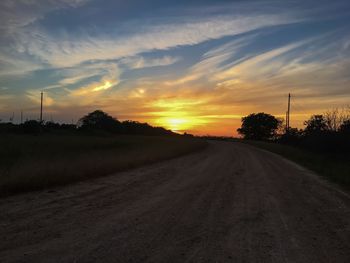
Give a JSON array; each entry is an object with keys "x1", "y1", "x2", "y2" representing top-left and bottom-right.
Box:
[{"x1": 0, "y1": 0, "x2": 350, "y2": 135}]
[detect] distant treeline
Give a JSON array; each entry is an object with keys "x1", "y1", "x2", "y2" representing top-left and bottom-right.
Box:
[
  {"x1": 279, "y1": 112, "x2": 350, "y2": 153},
  {"x1": 237, "y1": 108, "x2": 350, "y2": 154},
  {"x1": 0, "y1": 110, "x2": 176, "y2": 136}
]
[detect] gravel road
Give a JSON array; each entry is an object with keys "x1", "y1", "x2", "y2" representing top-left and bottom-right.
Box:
[{"x1": 1, "y1": 141, "x2": 349, "y2": 263}]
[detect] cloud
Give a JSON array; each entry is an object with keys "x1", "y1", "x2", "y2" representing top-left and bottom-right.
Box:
[
  {"x1": 0, "y1": 0, "x2": 89, "y2": 32},
  {"x1": 0, "y1": 53, "x2": 42, "y2": 76},
  {"x1": 165, "y1": 35, "x2": 257, "y2": 86},
  {"x1": 25, "y1": 62, "x2": 120, "y2": 109},
  {"x1": 10, "y1": 14, "x2": 299, "y2": 68},
  {"x1": 211, "y1": 33, "x2": 350, "y2": 96},
  {"x1": 120, "y1": 55, "x2": 181, "y2": 69},
  {"x1": 211, "y1": 39, "x2": 310, "y2": 82},
  {"x1": 57, "y1": 65, "x2": 105, "y2": 86},
  {"x1": 0, "y1": 10, "x2": 297, "y2": 79},
  {"x1": 0, "y1": 94, "x2": 13, "y2": 111},
  {"x1": 38, "y1": 62, "x2": 120, "y2": 94},
  {"x1": 0, "y1": 0, "x2": 90, "y2": 76},
  {"x1": 71, "y1": 80, "x2": 116, "y2": 96}
]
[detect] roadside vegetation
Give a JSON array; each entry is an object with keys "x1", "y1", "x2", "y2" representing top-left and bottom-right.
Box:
[
  {"x1": 237, "y1": 108, "x2": 350, "y2": 190},
  {"x1": 0, "y1": 110, "x2": 175, "y2": 136},
  {"x1": 244, "y1": 140, "x2": 350, "y2": 190},
  {"x1": 0, "y1": 110, "x2": 206, "y2": 196}
]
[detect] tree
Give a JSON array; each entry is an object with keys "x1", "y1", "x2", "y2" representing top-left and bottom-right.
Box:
[
  {"x1": 237, "y1": 112, "x2": 281, "y2": 140},
  {"x1": 340, "y1": 120, "x2": 350, "y2": 134},
  {"x1": 304, "y1": 115, "x2": 328, "y2": 135},
  {"x1": 78, "y1": 110, "x2": 121, "y2": 132},
  {"x1": 324, "y1": 108, "x2": 350, "y2": 132},
  {"x1": 22, "y1": 120, "x2": 42, "y2": 134}
]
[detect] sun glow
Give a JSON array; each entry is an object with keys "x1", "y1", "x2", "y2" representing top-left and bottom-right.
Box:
[
  {"x1": 158, "y1": 117, "x2": 190, "y2": 132},
  {"x1": 150, "y1": 99, "x2": 210, "y2": 133}
]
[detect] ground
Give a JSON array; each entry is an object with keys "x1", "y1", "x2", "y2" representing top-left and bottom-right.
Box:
[{"x1": 0, "y1": 141, "x2": 349, "y2": 262}]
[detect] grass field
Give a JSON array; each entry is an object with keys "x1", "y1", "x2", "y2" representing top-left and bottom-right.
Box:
[
  {"x1": 0, "y1": 134, "x2": 207, "y2": 196},
  {"x1": 243, "y1": 140, "x2": 350, "y2": 190}
]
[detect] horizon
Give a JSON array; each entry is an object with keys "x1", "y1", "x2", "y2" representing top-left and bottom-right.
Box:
[{"x1": 1, "y1": 0, "x2": 350, "y2": 136}]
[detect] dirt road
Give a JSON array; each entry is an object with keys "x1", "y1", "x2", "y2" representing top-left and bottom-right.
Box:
[{"x1": 1, "y1": 141, "x2": 349, "y2": 263}]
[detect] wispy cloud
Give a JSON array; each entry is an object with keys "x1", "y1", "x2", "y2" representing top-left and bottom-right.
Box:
[
  {"x1": 120, "y1": 55, "x2": 181, "y2": 69},
  {"x1": 165, "y1": 35, "x2": 257, "y2": 85},
  {"x1": 0, "y1": 0, "x2": 89, "y2": 32},
  {"x1": 10, "y1": 14, "x2": 299, "y2": 69}
]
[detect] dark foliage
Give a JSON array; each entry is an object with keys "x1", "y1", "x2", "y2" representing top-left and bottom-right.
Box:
[
  {"x1": 120, "y1": 120, "x2": 174, "y2": 136},
  {"x1": 78, "y1": 110, "x2": 122, "y2": 132},
  {"x1": 279, "y1": 114, "x2": 350, "y2": 154},
  {"x1": 0, "y1": 110, "x2": 175, "y2": 136},
  {"x1": 340, "y1": 120, "x2": 350, "y2": 134},
  {"x1": 279, "y1": 127, "x2": 303, "y2": 145},
  {"x1": 21, "y1": 120, "x2": 42, "y2": 134},
  {"x1": 237, "y1": 112, "x2": 281, "y2": 140},
  {"x1": 237, "y1": 111, "x2": 350, "y2": 154},
  {"x1": 0, "y1": 123, "x2": 17, "y2": 133},
  {"x1": 304, "y1": 115, "x2": 328, "y2": 135}
]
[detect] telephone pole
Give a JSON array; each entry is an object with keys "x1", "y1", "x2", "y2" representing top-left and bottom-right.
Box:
[
  {"x1": 10, "y1": 112, "x2": 14, "y2": 123},
  {"x1": 286, "y1": 93, "x2": 291, "y2": 132},
  {"x1": 20, "y1": 110, "x2": 23, "y2": 124},
  {"x1": 40, "y1": 91, "x2": 43, "y2": 123}
]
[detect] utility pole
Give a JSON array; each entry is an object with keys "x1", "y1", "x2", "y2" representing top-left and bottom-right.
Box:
[
  {"x1": 10, "y1": 112, "x2": 14, "y2": 123},
  {"x1": 20, "y1": 110, "x2": 23, "y2": 124},
  {"x1": 40, "y1": 91, "x2": 43, "y2": 123},
  {"x1": 286, "y1": 93, "x2": 291, "y2": 132}
]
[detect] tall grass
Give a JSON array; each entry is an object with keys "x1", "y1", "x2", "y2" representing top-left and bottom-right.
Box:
[
  {"x1": 0, "y1": 134, "x2": 207, "y2": 196},
  {"x1": 243, "y1": 140, "x2": 350, "y2": 190}
]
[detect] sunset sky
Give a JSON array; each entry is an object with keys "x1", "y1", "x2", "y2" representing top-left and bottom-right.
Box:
[{"x1": 0, "y1": 0, "x2": 349, "y2": 135}]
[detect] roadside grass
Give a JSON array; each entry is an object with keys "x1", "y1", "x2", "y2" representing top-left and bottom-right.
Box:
[
  {"x1": 0, "y1": 134, "x2": 207, "y2": 196},
  {"x1": 241, "y1": 140, "x2": 350, "y2": 190}
]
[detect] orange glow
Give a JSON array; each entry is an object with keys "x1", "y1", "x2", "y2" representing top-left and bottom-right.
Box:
[
  {"x1": 150, "y1": 99, "x2": 210, "y2": 133},
  {"x1": 158, "y1": 117, "x2": 189, "y2": 132},
  {"x1": 155, "y1": 115, "x2": 209, "y2": 133}
]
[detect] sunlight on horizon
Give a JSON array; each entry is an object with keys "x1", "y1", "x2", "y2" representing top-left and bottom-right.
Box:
[{"x1": 150, "y1": 98, "x2": 211, "y2": 133}]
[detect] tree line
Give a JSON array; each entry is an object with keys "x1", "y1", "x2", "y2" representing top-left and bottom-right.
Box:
[
  {"x1": 237, "y1": 108, "x2": 350, "y2": 153},
  {"x1": 0, "y1": 110, "x2": 175, "y2": 136}
]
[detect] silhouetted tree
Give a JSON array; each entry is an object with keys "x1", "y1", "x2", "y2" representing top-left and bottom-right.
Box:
[
  {"x1": 304, "y1": 115, "x2": 328, "y2": 135},
  {"x1": 237, "y1": 112, "x2": 281, "y2": 140},
  {"x1": 22, "y1": 120, "x2": 42, "y2": 134},
  {"x1": 279, "y1": 127, "x2": 303, "y2": 145},
  {"x1": 121, "y1": 120, "x2": 174, "y2": 136},
  {"x1": 340, "y1": 120, "x2": 350, "y2": 134},
  {"x1": 78, "y1": 110, "x2": 121, "y2": 132},
  {"x1": 60, "y1": 123, "x2": 77, "y2": 130},
  {"x1": 44, "y1": 121, "x2": 61, "y2": 131},
  {"x1": 324, "y1": 108, "x2": 350, "y2": 132},
  {"x1": 0, "y1": 122, "x2": 17, "y2": 133}
]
